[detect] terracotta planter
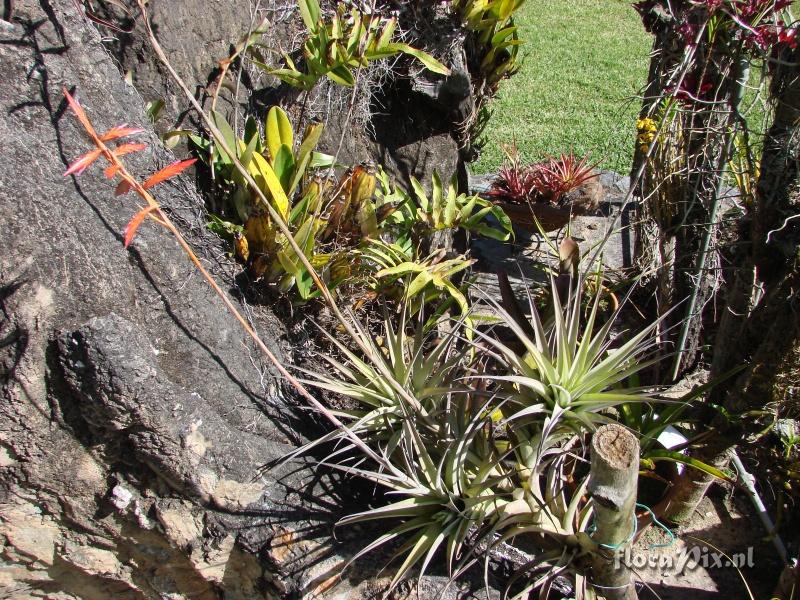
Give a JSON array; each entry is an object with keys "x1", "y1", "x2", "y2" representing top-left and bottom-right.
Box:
[{"x1": 494, "y1": 200, "x2": 573, "y2": 232}]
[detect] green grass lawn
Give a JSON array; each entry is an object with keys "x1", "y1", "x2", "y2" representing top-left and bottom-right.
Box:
[{"x1": 472, "y1": 0, "x2": 652, "y2": 176}]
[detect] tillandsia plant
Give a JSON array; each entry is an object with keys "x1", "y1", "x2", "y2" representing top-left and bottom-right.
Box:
[
  {"x1": 254, "y1": 0, "x2": 450, "y2": 91},
  {"x1": 292, "y1": 266, "x2": 721, "y2": 596}
]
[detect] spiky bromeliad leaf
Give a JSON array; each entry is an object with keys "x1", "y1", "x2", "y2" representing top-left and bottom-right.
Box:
[{"x1": 479, "y1": 273, "x2": 669, "y2": 439}]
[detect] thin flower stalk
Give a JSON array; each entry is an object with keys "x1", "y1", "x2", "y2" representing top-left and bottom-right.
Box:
[{"x1": 61, "y1": 88, "x2": 392, "y2": 472}]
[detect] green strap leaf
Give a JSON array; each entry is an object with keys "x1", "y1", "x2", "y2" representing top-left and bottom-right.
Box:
[
  {"x1": 210, "y1": 110, "x2": 238, "y2": 161},
  {"x1": 646, "y1": 449, "x2": 736, "y2": 483},
  {"x1": 406, "y1": 270, "x2": 434, "y2": 299},
  {"x1": 384, "y1": 43, "x2": 451, "y2": 75},
  {"x1": 250, "y1": 152, "x2": 290, "y2": 220},
  {"x1": 266, "y1": 106, "x2": 294, "y2": 162},
  {"x1": 298, "y1": 0, "x2": 321, "y2": 33},
  {"x1": 272, "y1": 144, "x2": 295, "y2": 193}
]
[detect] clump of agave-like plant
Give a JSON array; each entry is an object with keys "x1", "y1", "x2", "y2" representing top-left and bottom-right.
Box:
[{"x1": 292, "y1": 258, "x2": 684, "y2": 597}]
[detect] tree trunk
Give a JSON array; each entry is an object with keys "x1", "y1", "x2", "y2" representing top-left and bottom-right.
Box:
[
  {"x1": 663, "y1": 46, "x2": 800, "y2": 523},
  {"x1": 589, "y1": 425, "x2": 640, "y2": 600},
  {"x1": 632, "y1": 14, "x2": 739, "y2": 377}
]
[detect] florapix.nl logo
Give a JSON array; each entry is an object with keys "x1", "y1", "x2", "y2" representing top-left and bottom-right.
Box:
[{"x1": 614, "y1": 545, "x2": 755, "y2": 573}]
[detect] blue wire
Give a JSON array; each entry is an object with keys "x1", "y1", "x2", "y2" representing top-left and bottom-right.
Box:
[
  {"x1": 590, "y1": 511, "x2": 637, "y2": 550},
  {"x1": 588, "y1": 502, "x2": 676, "y2": 550},
  {"x1": 636, "y1": 502, "x2": 676, "y2": 549}
]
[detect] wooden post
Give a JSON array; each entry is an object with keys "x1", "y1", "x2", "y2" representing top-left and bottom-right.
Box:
[{"x1": 588, "y1": 424, "x2": 639, "y2": 600}]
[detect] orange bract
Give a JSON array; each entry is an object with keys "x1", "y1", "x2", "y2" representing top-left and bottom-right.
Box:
[
  {"x1": 124, "y1": 205, "x2": 159, "y2": 248},
  {"x1": 100, "y1": 125, "x2": 144, "y2": 141},
  {"x1": 64, "y1": 148, "x2": 102, "y2": 176},
  {"x1": 142, "y1": 158, "x2": 197, "y2": 190},
  {"x1": 113, "y1": 142, "x2": 147, "y2": 157},
  {"x1": 62, "y1": 88, "x2": 98, "y2": 138}
]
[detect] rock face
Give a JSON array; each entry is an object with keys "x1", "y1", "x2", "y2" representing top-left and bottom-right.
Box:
[
  {"x1": 0, "y1": 2, "x2": 496, "y2": 598},
  {"x1": 0, "y1": 1, "x2": 302, "y2": 597},
  {"x1": 90, "y1": 0, "x2": 462, "y2": 190},
  {"x1": 83, "y1": 0, "x2": 460, "y2": 186}
]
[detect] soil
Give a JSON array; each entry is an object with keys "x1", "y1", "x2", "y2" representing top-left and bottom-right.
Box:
[{"x1": 634, "y1": 488, "x2": 784, "y2": 599}]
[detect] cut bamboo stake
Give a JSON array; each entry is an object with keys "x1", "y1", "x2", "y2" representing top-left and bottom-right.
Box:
[{"x1": 588, "y1": 424, "x2": 640, "y2": 600}]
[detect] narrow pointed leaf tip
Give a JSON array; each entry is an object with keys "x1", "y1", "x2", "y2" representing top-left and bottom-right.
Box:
[
  {"x1": 62, "y1": 87, "x2": 95, "y2": 135},
  {"x1": 142, "y1": 158, "x2": 197, "y2": 189},
  {"x1": 64, "y1": 149, "x2": 102, "y2": 176},
  {"x1": 124, "y1": 205, "x2": 159, "y2": 248}
]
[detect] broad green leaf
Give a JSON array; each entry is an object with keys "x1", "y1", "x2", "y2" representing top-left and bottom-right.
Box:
[
  {"x1": 346, "y1": 13, "x2": 363, "y2": 55},
  {"x1": 443, "y1": 182, "x2": 458, "y2": 227},
  {"x1": 470, "y1": 223, "x2": 511, "y2": 241},
  {"x1": 491, "y1": 25, "x2": 518, "y2": 46},
  {"x1": 410, "y1": 177, "x2": 429, "y2": 213},
  {"x1": 239, "y1": 132, "x2": 260, "y2": 172},
  {"x1": 266, "y1": 106, "x2": 294, "y2": 162},
  {"x1": 232, "y1": 188, "x2": 251, "y2": 222},
  {"x1": 375, "y1": 262, "x2": 425, "y2": 278},
  {"x1": 375, "y1": 16, "x2": 396, "y2": 49},
  {"x1": 270, "y1": 68, "x2": 317, "y2": 90},
  {"x1": 431, "y1": 171, "x2": 444, "y2": 225},
  {"x1": 298, "y1": 0, "x2": 321, "y2": 33},
  {"x1": 272, "y1": 144, "x2": 295, "y2": 192},
  {"x1": 250, "y1": 152, "x2": 290, "y2": 220},
  {"x1": 289, "y1": 123, "x2": 324, "y2": 194},
  {"x1": 326, "y1": 64, "x2": 356, "y2": 87},
  {"x1": 309, "y1": 151, "x2": 336, "y2": 169},
  {"x1": 243, "y1": 115, "x2": 261, "y2": 151},
  {"x1": 406, "y1": 271, "x2": 434, "y2": 299}
]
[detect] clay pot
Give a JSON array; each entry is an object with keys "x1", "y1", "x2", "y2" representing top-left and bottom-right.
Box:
[
  {"x1": 493, "y1": 200, "x2": 573, "y2": 232},
  {"x1": 487, "y1": 171, "x2": 604, "y2": 232}
]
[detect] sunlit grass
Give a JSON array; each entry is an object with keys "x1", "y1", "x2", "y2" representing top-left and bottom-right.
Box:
[{"x1": 472, "y1": 0, "x2": 651, "y2": 176}]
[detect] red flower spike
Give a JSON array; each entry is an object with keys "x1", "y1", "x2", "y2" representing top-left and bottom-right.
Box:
[
  {"x1": 100, "y1": 125, "x2": 145, "y2": 142},
  {"x1": 64, "y1": 148, "x2": 102, "y2": 176},
  {"x1": 115, "y1": 179, "x2": 132, "y2": 196},
  {"x1": 142, "y1": 158, "x2": 197, "y2": 190},
  {"x1": 124, "y1": 205, "x2": 159, "y2": 248},
  {"x1": 112, "y1": 142, "x2": 147, "y2": 157}
]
